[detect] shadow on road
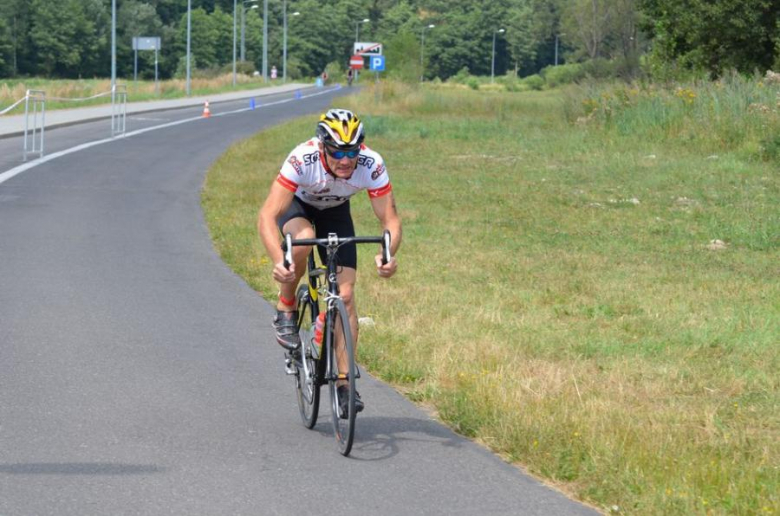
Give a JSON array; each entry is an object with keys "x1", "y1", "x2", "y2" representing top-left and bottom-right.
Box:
[{"x1": 314, "y1": 415, "x2": 467, "y2": 461}]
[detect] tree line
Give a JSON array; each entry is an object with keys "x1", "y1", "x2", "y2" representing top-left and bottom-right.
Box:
[{"x1": 0, "y1": 0, "x2": 778, "y2": 82}]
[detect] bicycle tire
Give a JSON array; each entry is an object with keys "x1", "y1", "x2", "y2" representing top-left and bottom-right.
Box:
[
  {"x1": 328, "y1": 298, "x2": 357, "y2": 456},
  {"x1": 295, "y1": 284, "x2": 320, "y2": 429}
]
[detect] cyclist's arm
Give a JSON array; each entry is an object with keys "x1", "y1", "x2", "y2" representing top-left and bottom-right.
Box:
[
  {"x1": 370, "y1": 190, "x2": 402, "y2": 257},
  {"x1": 258, "y1": 180, "x2": 295, "y2": 270}
]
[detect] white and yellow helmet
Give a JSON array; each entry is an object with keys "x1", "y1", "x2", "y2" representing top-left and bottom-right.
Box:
[{"x1": 316, "y1": 108, "x2": 365, "y2": 150}]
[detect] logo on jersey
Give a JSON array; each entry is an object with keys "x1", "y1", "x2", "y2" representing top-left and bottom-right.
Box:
[
  {"x1": 303, "y1": 152, "x2": 319, "y2": 165},
  {"x1": 358, "y1": 155, "x2": 375, "y2": 169},
  {"x1": 287, "y1": 156, "x2": 303, "y2": 176},
  {"x1": 371, "y1": 164, "x2": 386, "y2": 181},
  {"x1": 303, "y1": 192, "x2": 346, "y2": 204}
]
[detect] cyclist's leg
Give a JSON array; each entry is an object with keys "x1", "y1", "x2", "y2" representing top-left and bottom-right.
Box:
[
  {"x1": 276, "y1": 197, "x2": 316, "y2": 310},
  {"x1": 332, "y1": 267, "x2": 363, "y2": 414},
  {"x1": 334, "y1": 266, "x2": 358, "y2": 385},
  {"x1": 278, "y1": 217, "x2": 314, "y2": 310},
  {"x1": 274, "y1": 198, "x2": 314, "y2": 349}
]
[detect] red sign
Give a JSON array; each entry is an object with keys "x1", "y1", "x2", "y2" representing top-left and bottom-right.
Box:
[{"x1": 349, "y1": 55, "x2": 364, "y2": 69}]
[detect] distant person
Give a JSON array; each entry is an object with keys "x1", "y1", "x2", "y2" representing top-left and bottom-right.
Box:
[
  {"x1": 271, "y1": 66, "x2": 278, "y2": 80},
  {"x1": 347, "y1": 68, "x2": 354, "y2": 87},
  {"x1": 321, "y1": 71, "x2": 329, "y2": 84},
  {"x1": 257, "y1": 109, "x2": 402, "y2": 415}
]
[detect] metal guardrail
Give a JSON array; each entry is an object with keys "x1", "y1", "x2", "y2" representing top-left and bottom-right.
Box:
[
  {"x1": 112, "y1": 84, "x2": 127, "y2": 137},
  {"x1": 2, "y1": 85, "x2": 130, "y2": 161},
  {"x1": 23, "y1": 90, "x2": 46, "y2": 162}
]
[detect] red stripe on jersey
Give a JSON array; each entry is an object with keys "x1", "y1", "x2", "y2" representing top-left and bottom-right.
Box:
[
  {"x1": 276, "y1": 174, "x2": 298, "y2": 192},
  {"x1": 367, "y1": 183, "x2": 392, "y2": 198}
]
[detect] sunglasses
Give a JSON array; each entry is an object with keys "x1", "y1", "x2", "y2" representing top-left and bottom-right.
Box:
[{"x1": 325, "y1": 146, "x2": 360, "y2": 159}]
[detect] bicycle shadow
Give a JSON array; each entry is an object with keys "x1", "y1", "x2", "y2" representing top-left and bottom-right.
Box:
[{"x1": 346, "y1": 415, "x2": 466, "y2": 462}]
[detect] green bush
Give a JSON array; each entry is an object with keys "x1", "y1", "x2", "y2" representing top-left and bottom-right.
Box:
[
  {"x1": 450, "y1": 66, "x2": 471, "y2": 85},
  {"x1": 466, "y1": 77, "x2": 480, "y2": 90},
  {"x1": 582, "y1": 59, "x2": 617, "y2": 79},
  {"x1": 323, "y1": 61, "x2": 343, "y2": 84},
  {"x1": 542, "y1": 63, "x2": 586, "y2": 87},
  {"x1": 174, "y1": 55, "x2": 197, "y2": 79},
  {"x1": 520, "y1": 74, "x2": 545, "y2": 91},
  {"x1": 235, "y1": 60, "x2": 256, "y2": 76}
]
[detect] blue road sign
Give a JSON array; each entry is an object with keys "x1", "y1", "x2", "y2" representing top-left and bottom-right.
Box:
[{"x1": 370, "y1": 56, "x2": 386, "y2": 72}]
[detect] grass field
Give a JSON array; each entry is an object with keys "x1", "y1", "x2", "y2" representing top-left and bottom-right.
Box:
[{"x1": 202, "y1": 79, "x2": 779, "y2": 515}]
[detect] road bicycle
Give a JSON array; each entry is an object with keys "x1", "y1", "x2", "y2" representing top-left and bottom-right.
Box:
[{"x1": 282, "y1": 230, "x2": 391, "y2": 456}]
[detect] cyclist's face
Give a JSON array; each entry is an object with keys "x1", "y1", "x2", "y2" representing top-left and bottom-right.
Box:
[{"x1": 322, "y1": 144, "x2": 359, "y2": 178}]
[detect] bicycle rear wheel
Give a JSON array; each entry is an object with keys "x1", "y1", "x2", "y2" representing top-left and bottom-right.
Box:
[
  {"x1": 295, "y1": 284, "x2": 320, "y2": 429},
  {"x1": 328, "y1": 298, "x2": 357, "y2": 456}
]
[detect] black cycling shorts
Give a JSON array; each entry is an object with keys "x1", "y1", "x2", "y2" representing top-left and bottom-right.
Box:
[{"x1": 278, "y1": 197, "x2": 357, "y2": 269}]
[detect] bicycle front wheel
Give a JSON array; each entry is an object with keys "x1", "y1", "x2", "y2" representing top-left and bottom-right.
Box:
[
  {"x1": 295, "y1": 284, "x2": 320, "y2": 429},
  {"x1": 328, "y1": 298, "x2": 357, "y2": 456}
]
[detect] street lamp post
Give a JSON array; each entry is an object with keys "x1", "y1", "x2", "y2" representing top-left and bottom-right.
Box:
[
  {"x1": 354, "y1": 18, "x2": 369, "y2": 84},
  {"x1": 241, "y1": 0, "x2": 259, "y2": 61},
  {"x1": 491, "y1": 28, "x2": 505, "y2": 84},
  {"x1": 283, "y1": 4, "x2": 300, "y2": 83},
  {"x1": 262, "y1": 0, "x2": 268, "y2": 81},
  {"x1": 186, "y1": 0, "x2": 192, "y2": 95},
  {"x1": 111, "y1": 0, "x2": 116, "y2": 91},
  {"x1": 232, "y1": 0, "x2": 237, "y2": 86},
  {"x1": 355, "y1": 18, "x2": 369, "y2": 43},
  {"x1": 420, "y1": 24, "x2": 434, "y2": 82}
]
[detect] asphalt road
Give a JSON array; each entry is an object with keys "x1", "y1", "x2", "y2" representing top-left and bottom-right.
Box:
[{"x1": 0, "y1": 88, "x2": 599, "y2": 515}]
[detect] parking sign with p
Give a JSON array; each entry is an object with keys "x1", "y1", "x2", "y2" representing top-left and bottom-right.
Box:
[{"x1": 370, "y1": 56, "x2": 386, "y2": 72}]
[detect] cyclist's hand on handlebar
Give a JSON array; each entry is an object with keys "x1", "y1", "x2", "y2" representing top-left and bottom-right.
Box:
[
  {"x1": 375, "y1": 254, "x2": 397, "y2": 279},
  {"x1": 273, "y1": 261, "x2": 296, "y2": 283}
]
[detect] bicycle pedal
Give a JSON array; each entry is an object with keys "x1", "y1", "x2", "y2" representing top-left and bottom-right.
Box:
[{"x1": 284, "y1": 357, "x2": 297, "y2": 376}]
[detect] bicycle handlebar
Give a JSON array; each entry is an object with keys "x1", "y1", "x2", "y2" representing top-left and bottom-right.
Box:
[{"x1": 282, "y1": 230, "x2": 392, "y2": 269}]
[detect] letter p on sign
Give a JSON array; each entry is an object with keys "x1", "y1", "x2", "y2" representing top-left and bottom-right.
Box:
[{"x1": 370, "y1": 56, "x2": 386, "y2": 72}]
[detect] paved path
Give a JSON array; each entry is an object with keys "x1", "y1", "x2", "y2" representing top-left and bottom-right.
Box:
[{"x1": 0, "y1": 85, "x2": 599, "y2": 515}]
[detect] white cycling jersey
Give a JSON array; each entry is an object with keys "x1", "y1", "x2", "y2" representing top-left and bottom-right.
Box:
[{"x1": 276, "y1": 137, "x2": 392, "y2": 209}]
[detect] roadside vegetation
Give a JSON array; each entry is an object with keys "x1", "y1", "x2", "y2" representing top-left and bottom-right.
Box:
[
  {"x1": 0, "y1": 74, "x2": 295, "y2": 115},
  {"x1": 202, "y1": 77, "x2": 779, "y2": 514}
]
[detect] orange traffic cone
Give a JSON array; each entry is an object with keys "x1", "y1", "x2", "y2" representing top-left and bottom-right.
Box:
[{"x1": 202, "y1": 101, "x2": 211, "y2": 118}]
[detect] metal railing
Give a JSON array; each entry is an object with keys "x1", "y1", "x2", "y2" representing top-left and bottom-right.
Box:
[
  {"x1": 23, "y1": 90, "x2": 46, "y2": 162},
  {"x1": 1, "y1": 85, "x2": 131, "y2": 162},
  {"x1": 111, "y1": 84, "x2": 127, "y2": 137}
]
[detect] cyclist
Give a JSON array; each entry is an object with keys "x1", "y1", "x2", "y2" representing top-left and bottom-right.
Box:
[{"x1": 257, "y1": 108, "x2": 402, "y2": 414}]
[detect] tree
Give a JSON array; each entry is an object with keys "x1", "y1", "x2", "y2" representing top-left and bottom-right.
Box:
[
  {"x1": 28, "y1": 0, "x2": 82, "y2": 76},
  {"x1": 562, "y1": 0, "x2": 613, "y2": 60},
  {"x1": 0, "y1": 16, "x2": 12, "y2": 77},
  {"x1": 505, "y1": 1, "x2": 537, "y2": 75},
  {"x1": 74, "y1": 0, "x2": 109, "y2": 77},
  {"x1": 640, "y1": 0, "x2": 779, "y2": 75},
  {"x1": 176, "y1": 7, "x2": 219, "y2": 70},
  {"x1": 384, "y1": 29, "x2": 420, "y2": 82},
  {"x1": 424, "y1": 0, "x2": 514, "y2": 79},
  {"x1": 375, "y1": 0, "x2": 417, "y2": 43}
]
